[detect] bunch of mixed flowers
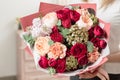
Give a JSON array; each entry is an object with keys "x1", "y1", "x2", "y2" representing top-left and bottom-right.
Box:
[{"x1": 22, "y1": 5, "x2": 109, "y2": 75}]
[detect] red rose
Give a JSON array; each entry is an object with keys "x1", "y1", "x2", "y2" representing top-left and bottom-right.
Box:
[
  {"x1": 88, "y1": 27, "x2": 95, "y2": 40},
  {"x1": 91, "y1": 38, "x2": 100, "y2": 48},
  {"x1": 52, "y1": 26, "x2": 59, "y2": 32},
  {"x1": 56, "y1": 8, "x2": 70, "y2": 20},
  {"x1": 48, "y1": 58, "x2": 57, "y2": 68},
  {"x1": 56, "y1": 8, "x2": 72, "y2": 28},
  {"x1": 38, "y1": 56, "x2": 48, "y2": 69},
  {"x1": 56, "y1": 59, "x2": 66, "y2": 73},
  {"x1": 62, "y1": 18, "x2": 71, "y2": 28},
  {"x1": 70, "y1": 43, "x2": 87, "y2": 58},
  {"x1": 91, "y1": 38, "x2": 107, "y2": 49},
  {"x1": 66, "y1": 49, "x2": 71, "y2": 57},
  {"x1": 78, "y1": 55, "x2": 88, "y2": 66},
  {"x1": 50, "y1": 32, "x2": 63, "y2": 42},
  {"x1": 94, "y1": 25, "x2": 105, "y2": 38},
  {"x1": 70, "y1": 10, "x2": 80, "y2": 22},
  {"x1": 99, "y1": 40, "x2": 107, "y2": 49}
]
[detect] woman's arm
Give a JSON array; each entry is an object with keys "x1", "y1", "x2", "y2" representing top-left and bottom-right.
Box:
[{"x1": 108, "y1": 51, "x2": 120, "y2": 62}]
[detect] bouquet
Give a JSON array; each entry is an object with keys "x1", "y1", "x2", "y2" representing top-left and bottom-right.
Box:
[{"x1": 20, "y1": 2, "x2": 110, "y2": 76}]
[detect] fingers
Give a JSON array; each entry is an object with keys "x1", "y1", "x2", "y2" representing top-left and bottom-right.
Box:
[
  {"x1": 97, "y1": 68, "x2": 110, "y2": 80},
  {"x1": 79, "y1": 70, "x2": 98, "y2": 79}
]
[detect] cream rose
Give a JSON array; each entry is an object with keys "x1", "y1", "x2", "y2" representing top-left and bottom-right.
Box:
[
  {"x1": 76, "y1": 9, "x2": 93, "y2": 29},
  {"x1": 48, "y1": 42, "x2": 67, "y2": 59},
  {"x1": 42, "y1": 12, "x2": 58, "y2": 29},
  {"x1": 34, "y1": 36, "x2": 50, "y2": 56}
]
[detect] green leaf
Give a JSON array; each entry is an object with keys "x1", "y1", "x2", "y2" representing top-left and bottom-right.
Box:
[
  {"x1": 23, "y1": 34, "x2": 35, "y2": 47},
  {"x1": 48, "y1": 40, "x2": 54, "y2": 46},
  {"x1": 48, "y1": 67, "x2": 56, "y2": 75},
  {"x1": 87, "y1": 41, "x2": 94, "y2": 53},
  {"x1": 57, "y1": 19, "x2": 62, "y2": 27},
  {"x1": 61, "y1": 28, "x2": 69, "y2": 38}
]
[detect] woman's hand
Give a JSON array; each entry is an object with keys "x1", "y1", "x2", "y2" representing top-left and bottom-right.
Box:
[
  {"x1": 79, "y1": 67, "x2": 110, "y2": 80},
  {"x1": 79, "y1": 68, "x2": 98, "y2": 79}
]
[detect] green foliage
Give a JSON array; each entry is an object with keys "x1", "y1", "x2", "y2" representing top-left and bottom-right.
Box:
[
  {"x1": 66, "y1": 56, "x2": 78, "y2": 71},
  {"x1": 57, "y1": 19, "x2": 62, "y2": 27},
  {"x1": 48, "y1": 40, "x2": 54, "y2": 46},
  {"x1": 48, "y1": 67, "x2": 56, "y2": 75},
  {"x1": 60, "y1": 28, "x2": 69, "y2": 38},
  {"x1": 87, "y1": 41, "x2": 94, "y2": 53},
  {"x1": 23, "y1": 34, "x2": 35, "y2": 48}
]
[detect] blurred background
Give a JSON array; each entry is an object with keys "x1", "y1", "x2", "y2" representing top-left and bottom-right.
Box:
[{"x1": 0, "y1": 0, "x2": 70, "y2": 80}]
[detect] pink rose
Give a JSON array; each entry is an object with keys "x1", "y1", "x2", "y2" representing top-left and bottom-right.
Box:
[
  {"x1": 78, "y1": 55, "x2": 88, "y2": 66},
  {"x1": 70, "y1": 43, "x2": 87, "y2": 58},
  {"x1": 38, "y1": 56, "x2": 48, "y2": 69},
  {"x1": 34, "y1": 37, "x2": 50, "y2": 56},
  {"x1": 48, "y1": 58, "x2": 57, "y2": 68},
  {"x1": 94, "y1": 25, "x2": 105, "y2": 38},
  {"x1": 99, "y1": 39, "x2": 107, "y2": 49},
  {"x1": 56, "y1": 59, "x2": 66, "y2": 73},
  {"x1": 88, "y1": 48, "x2": 100, "y2": 63},
  {"x1": 48, "y1": 42, "x2": 67, "y2": 59}
]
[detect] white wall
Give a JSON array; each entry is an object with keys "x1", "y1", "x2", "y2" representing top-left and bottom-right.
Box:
[{"x1": 0, "y1": 0, "x2": 60, "y2": 77}]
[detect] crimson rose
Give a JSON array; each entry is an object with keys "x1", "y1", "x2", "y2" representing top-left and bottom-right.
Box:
[
  {"x1": 56, "y1": 59, "x2": 66, "y2": 73},
  {"x1": 70, "y1": 10, "x2": 80, "y2": 23},
  {"x1": 70, "y1": 43, "x2": 87, "y2": 58},
  {"x1": 99, "y1": 39, "x2": 107, "y2": 49},
  {"x1": 38, "y1": 56, "x2": 48, "y2": 68},
  {"x1": 88, "y1": 27, "x2": 95, "y2": 40},
  {"x1": 94, "y1": 25, "x2": 105, "y2": 38},
  {"x1": 50, "y1": 27, "x2": 63, "y2": 42},
  {"x1": 78, "y1": 55, "x2": 88, "y2": 65},
  {"x1": 56, "y1": 8, "x2": 80, "y2": 28},
  {"x1": 48, "y1": 58, "x2": 57, "y2": 68},
  {"x1": 91, "y1": 38, "x2": 107, "y2": 49}
]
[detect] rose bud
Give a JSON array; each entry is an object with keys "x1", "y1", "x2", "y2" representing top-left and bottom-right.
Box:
[
  {"x1": 94, "y1": 25, "x2": 105, "y2": 38},
  {"x1": 48, "y1": 58, "x2": 57, "y2": 68},
  {"x1": 38, "y1": 56, "x2": 48, "y2": 69},
  {"x1": 56, "y1": 59, "x2": 66, "y2": 73}
]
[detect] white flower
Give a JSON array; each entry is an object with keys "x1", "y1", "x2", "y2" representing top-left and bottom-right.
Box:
[
  {"x1": 39, "y1": 25, "x2": 52, "y2": 36},
  {"x1": 76, "y1": 9, "x2": 93, "y2": 29},
  {"x1": 32, "y1": 18, "x2": 41, "y2": 27},
  {"x1": 42, "y1": 12, "x2": 58, "y2": 29},
  {"x1": 31, "y1": 18, "x2": 41, "y2": 37}
]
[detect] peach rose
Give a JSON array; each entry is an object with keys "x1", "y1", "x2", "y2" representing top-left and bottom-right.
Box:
[
  {"x1": 76, "y1": 9, "x2": 93, "y2": 29},
  {"x1": 42, "y1": 12, "x2": 58, "y2": 29},
  {"x1": 34, "y1": 36, "x2": 50, "y2": 56},
  {"x1": 87, "y1": 48, "x2": 100, "y2": 63},
  {"x1": 48, "y1": 42, "x2": 67, "y2": 59}
]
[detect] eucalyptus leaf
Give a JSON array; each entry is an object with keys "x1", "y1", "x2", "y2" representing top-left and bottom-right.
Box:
[
  {"x1": 61, "y1": 28, "x2": 69, "y2": 38},
  {"x1": 48, "y1": 67, "x2": 56, "y2": 75},
  {"x1": 57, "y1": 19, "x2": 62, "y2": 27},
  {"x1": 48, "y1": 40, "x2": 54, "y2": 46},
  {"x1": 23, "y1": 34, "x2": 35, "y2": 47},
  {"x1": 87, "y1": 41, "x2": 94, "y2": 53}
]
